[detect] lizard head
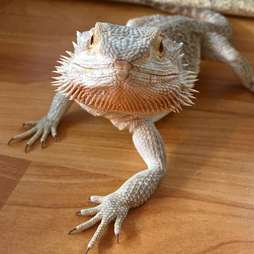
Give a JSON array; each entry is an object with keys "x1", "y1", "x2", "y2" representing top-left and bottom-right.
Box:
[{"x1": 53, "y1": 22, "x2": 197, "y2": 114}]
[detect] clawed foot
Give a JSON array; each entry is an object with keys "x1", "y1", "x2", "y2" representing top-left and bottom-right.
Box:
[
  {"x1": 69, "y1": 193, "x2": 129, "y2": 253},
  {"x1": 8, "y1": 116, "x2": 58, "y2": 152}
]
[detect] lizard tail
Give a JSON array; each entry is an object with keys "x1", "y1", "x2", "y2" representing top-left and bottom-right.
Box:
[
  {"x1": 111, "y1": 0, "x2": 233, "y2": 37},
  {"x1": 157, "y1": 4, "x2": 232, "y2": 38},
  {"x1": 109, "y1": 0, "x2": 254, "y2": 17}
]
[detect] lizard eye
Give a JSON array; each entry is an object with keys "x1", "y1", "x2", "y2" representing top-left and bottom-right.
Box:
[
  {"x1": 158, "y1": 40, "x2": 164, "y2": 54},
  {"x1": 90, "y1": 35, "x2": 94, "y2": 46}
]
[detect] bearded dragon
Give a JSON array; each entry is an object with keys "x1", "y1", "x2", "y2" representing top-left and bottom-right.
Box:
[{"x1": 8, "y1": 3, "x2": 254, "y2": 253}]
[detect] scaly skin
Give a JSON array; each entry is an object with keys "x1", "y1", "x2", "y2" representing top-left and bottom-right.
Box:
[
  {"x1": 110, "y1": 0, "x2": 254, "y2": 17},
  {"x1": 8, "y1": 92, "x2": 72, "y2": 152},
  {"x1": 70, "y1": 120, "x2": 166, "y2": 252},
  {"x1": 8, "y1": 4, "x2": 254, "y2": 253}
]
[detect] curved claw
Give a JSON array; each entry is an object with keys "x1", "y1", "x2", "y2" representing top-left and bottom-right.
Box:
[
  {"x1": 116, "y1": 233, "x2": 120, "y2": 244},
  {"x1": 68, "y1": 228, "x2": 76, "y2": 235},
  {"x1": 84, "y1": 247, "x2": 91, "y2": 254},
  {"x1": 25, "y1": 144, "x2": 30, "y2": 153},
  {"x1": 40, "y1": 140, "x2": 46, "y2": 149},
  {"x1": 8, "y1": 126, "x2": 37, "y2": 148},
  {"x1": 7, "y1": 138, "x2": 14, "y2": 145},
  {"x1": 76, "y1": 211, "x2": 82, "y2": 216},
  {"x1": 51, "y1": 126, "x2": 57, "y2": 139},
  {"x1": 69, "y1": 214, "x2": 101, "y2": 235}
]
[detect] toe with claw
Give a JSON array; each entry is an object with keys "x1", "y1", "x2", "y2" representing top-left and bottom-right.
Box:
[
  {"x1": 69, "y1": 192, "x2": 129, "y2": 252},
  {"x1": 8, "y1": 116, "x2": 59, "y2": 152}
]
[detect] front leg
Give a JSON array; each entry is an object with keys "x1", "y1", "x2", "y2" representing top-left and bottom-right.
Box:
[
  {"x1": 69, "y1": 120, "x2": 166, "y2": 253},
  {"x1": 8, "y1": 92, "x2": 72, "y2": 152}
]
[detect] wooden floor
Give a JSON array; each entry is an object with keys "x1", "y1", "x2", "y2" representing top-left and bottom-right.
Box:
[{"x1": 0, "y1": 1, "x2": 254, "y2": 253}]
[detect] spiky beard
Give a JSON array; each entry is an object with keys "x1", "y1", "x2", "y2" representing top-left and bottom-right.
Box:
[{"x1": 52, "y1": 49, "x2": 198, "y2": 114}]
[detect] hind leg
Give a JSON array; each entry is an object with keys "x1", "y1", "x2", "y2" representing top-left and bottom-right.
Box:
[{"x1": 203, "y1": 32, "x2": 254, "y2": 92}]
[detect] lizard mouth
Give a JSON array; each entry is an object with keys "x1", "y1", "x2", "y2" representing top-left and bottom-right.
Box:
[
  {"x1": 73, "y1": 62, "x2": 179, "y2": 85},
  {"x1": 53, "y1": 69, "x2": 197, "y2": 114},
  {"x1": 53, "y1": 49, "x2": 198, "y2": 114},
  {"x1": 74, "y1": 62, "x2": 175, "y2": 76}
]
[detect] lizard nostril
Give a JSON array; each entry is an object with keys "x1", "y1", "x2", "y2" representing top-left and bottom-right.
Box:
[
  {"x1": 113, "y1": 59, "x2": 132, "y2": 70},
  {"x1": 113, "y1": 60, "x2": 132, "y2": 81},
  {"x1": 113, "y1": 59, "x2": 132, "y2": 81}
]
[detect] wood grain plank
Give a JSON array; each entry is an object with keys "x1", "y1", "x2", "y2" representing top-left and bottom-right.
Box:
[
  {"x1": 0, "y1": 162, "x2": 253, "y2": 254},
  {"x1": 0, "y1": 155, "x2": 30, "y2": 208}
]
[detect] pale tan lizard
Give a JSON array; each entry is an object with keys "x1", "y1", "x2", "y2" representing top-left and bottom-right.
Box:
[{"x1": 8, "y1": 3, "x2": 254, "y2": 253}]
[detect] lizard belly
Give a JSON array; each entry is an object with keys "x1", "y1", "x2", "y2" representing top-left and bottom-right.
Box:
[{"x1": 78, "y1": 103, "x2": 170, "y2": 130}]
